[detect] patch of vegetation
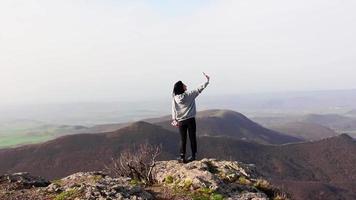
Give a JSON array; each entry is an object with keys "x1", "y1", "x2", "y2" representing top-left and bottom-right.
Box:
[
  {"x1": 192, "y1": 195, "x2": 210, "y2": 200},
  {"x1": 253, "y1": 179, "x2": 271, "y2": 190},
  {"x1": 51, "y1": 179, "x2": 63, "y2": 186},
  {"x1": 129, "y1": 178, "x2": 143, "y2": 186},
  {"x1": 220, "y1": 172, "x2": 239, "y2": 183},
  {"x1": 91, "y1": 175, "x2": 103, "y2": 183},
  {"x1": 191, "y1": 190, "x2": 224, "y2": 200},
  {"x1": 274, "y1": 194, "x2": 288, "y2": 200},
  {"x1": 0, "y1": 134, "x2": 54, "y2": 148},
  {"x1": 238, "y1": 176, "x2": 252, "y2": 185},
  {"x1": 54, "y1": 188, "x2": 80, "y2": 200},
  {"x1": 210, "y1": 193, "x2": 224, "y2": 200},
  {"x1": 183, "y1": 178, "x2": 193, "y2": 190},
  {"x1": 198, "y1": 187, "x2": 214, "y2": 195},
  {"x1": 253, "y1": 179, "x2": 290, "y2": 199},
  {"x1": 170, "y1": 182, "x2": 225, "y2": 200},
  {"x1": 164, "y1": 175, "x2": 174, "y2": 184},
  {"x1": 105, "y1": 143, "x2": 161, "y2": 186}
]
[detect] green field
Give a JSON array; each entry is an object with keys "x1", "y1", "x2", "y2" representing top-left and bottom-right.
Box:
[
  {"x1": 0, "y1": 121, "x2": 88, "y2": 149},
  {"x1": 0, "y1": 134, "x2": 54, "y2": 148}
]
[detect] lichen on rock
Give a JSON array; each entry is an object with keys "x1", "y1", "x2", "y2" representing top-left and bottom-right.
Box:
[
  {"x1": 154, "y1": 158, "x2": 273, "y2": 199},
  {"x1": 0, "y1": 159, "x2": 289, "y2": 200}
]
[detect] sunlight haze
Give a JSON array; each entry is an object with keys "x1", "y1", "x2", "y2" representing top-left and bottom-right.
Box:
[{"x1": 1, "y1": 0, "x2": 356, "y2": 105}]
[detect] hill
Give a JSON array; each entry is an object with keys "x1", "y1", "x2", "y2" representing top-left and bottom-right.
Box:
[
  {"x1": 0, "y1": 121, "x2": 355, "y2": 199},
  {"x1": 345, "y1": 109, "x2": 356, "y2": 116},
  {"x1": 0, "y1": 121, "x2": 178, "y2": 179},
  {"x1": 301, "y1": 114, "x2": 351, "y2": 127},
  {"x1": 0, "y1": 109, "x2": 300, "y2": 148},
  {"x1": 300, "y1": 114, "x2": 356, "y2": 131},
  {"x1": 273, "y1": 180, "x2": 356, "y2": 200},
  {"x1": 269, "y1": 121, "x2": 339, "y2": 140},
  {"x1": 151, "y1": 109, "x2": 302, "y2": 144}
]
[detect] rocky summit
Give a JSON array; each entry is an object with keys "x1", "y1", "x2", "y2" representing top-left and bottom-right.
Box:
[{"x1": 0, "y1": 159, "x2": 288, "y2": 200}]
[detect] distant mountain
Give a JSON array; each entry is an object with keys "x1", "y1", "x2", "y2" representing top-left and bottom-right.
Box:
[
  {"x1": 152, "y1": 109, "x2": 302, "y2": 144},
  {"x1": 0, "y1": 109, "x2": 301, "y2": 149},
  {"x1": 201, "y1": 89, "x2": 356, "y2": 114},
  {"x1": 345, "y1": 109, "x2": 356, "y2": 116},
  {"x1": 301, "y1": 113, "x2": 356, "y2": 132},
  {"x1": 269, "y1": 122, "x2": 339, "y2": 141},
  {"x1": 251, "y1": 115, "x2": 299, "y2": 127},
  {"x1": 301, "y1": 114, "x2": 351, "y2": 126},
  {"x1": 0, "y1": 121, "x2": 355, "y2": 199},
  {"x1": 273, "y1": 180, "x2": 356, "y2": 200},
  {"x1": 254, "y1": 113, "x2": 356, "y2": 139},
  {"x1": 82, "y1": 109, "x2": 302, "y2": 145}
]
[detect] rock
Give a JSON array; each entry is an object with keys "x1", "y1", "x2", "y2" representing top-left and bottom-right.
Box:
[
  {"x1": 46, "y1": 172, "x2": 154, "y2": 200},
  {"x1": 154, "y1": 159, "x2": 273, "y2": 198},
  {"x1": 0, "y1": 172, "x2": 50, "y2": 190},
  {"x1": 0, "y1": 159, "x2": 289, "y2": 200},
  {"x1": 231, "y1": 192, "x2": 268, "y2": 200},
  {"x1": 46, "y1": 183, "x2": 62, "y2": 192}
]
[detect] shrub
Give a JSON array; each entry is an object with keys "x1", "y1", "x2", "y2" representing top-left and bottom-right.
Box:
[
  {"x1": 54, "y1": 188, "x2": 80, "y2": 200},
  {"x1": 191, "y1": 190, "x2": 224, "y2": 200},
  {"x1": 238, "y1": 176, "x2": 252, "y2": 185},
  {"x1": 183, "y1": 178, "x2": 193, "y2": 190},
  {"x1": 164, "y1": 175, "x2": 174, "y2": 184},
  {"x1": 254, "y1": 179, "x2": 291, "y2": 200},
  {"x1": 211, "y1": 193, "x2": 224, "y2": 200},
  {"x1": 105, "y1": 142, "x2": 162, "y2": 186},
  {"x1": 273, "y1": 191, "x2": 291, "y2": 200},
  {"x1": 254, "y1": 179, "x2": 271, "y2": 190},
  {"x1": 91, "y1": 175, "x2": 102, "y2": 183},
  {"x1": 198, "y1": 187, "x2": 214, "y2": 194},
  {"x1": 51, "y1": 179, "x2": 63, "y2": 186}
]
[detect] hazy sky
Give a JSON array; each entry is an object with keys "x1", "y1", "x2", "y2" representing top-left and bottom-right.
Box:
[{"x1": 1, "y1": 0, "x2": 356, "y2": 106}]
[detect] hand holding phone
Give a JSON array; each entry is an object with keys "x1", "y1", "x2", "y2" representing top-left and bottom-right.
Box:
[{"x1": 171, "y1": 120, "x2": 179, "y2": 127}]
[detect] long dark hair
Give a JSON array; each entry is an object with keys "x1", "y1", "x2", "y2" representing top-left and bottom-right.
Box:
[{"x1": 173, "y1": 81, "x2": 185, "y2": 96}]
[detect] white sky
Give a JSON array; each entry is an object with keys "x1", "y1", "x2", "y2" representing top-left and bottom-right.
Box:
[{"x1": 1, "y1": 0, "x2": 356, "y2": 105}]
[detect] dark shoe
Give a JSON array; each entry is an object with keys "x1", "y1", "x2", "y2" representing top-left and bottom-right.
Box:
[
  {"x1": 187, "y1": 156, "x2": 196, "y2": 162},
  {"x1": 177, "y1": 154, "x2": 187, "y2": 163},
  {"x1": 177, "y1": 157, "x2": 187, "y2": 163}
]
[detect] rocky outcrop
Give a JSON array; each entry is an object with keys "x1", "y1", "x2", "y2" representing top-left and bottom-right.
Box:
[
  {"x1": 46, "y1": 171, "x2": 153, "y2": 200},
  {"x1": 0, "y1": 159, "x2": 288, "y2": 200},
  {"x1": 154, "y1": 159, "x2": 282, "y2": 200},
  {"x1": 0, "y1": 172, "x2": 50, "y2": 189}
]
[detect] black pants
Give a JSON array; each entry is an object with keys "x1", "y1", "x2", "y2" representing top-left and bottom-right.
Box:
[{"x1": 178, "y1": 117, "x2": 197, "y2": 157}]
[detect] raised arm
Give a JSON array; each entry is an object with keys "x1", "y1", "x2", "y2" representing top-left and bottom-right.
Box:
[{"x1": 186, "y1": 72, "x2": 210, "y2": 99}]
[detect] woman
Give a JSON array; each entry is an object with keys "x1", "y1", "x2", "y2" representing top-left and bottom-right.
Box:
[{"x1": 171, "y1": 72, "x2": 210, "y2": 163}]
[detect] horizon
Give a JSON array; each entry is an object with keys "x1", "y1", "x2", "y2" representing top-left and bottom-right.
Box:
[
  {"x1": 1, "y1": 87, "x2": 356, "y2": 108},
  {"x1": 1, "y1": 87, "x2": 356, "y2": 126}
]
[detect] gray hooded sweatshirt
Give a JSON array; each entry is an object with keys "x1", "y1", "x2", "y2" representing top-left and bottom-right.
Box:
[{"x1": 172, "y1": 80, "x2": 209, "y2": 121}]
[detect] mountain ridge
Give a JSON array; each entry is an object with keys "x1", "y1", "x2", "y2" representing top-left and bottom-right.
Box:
[{"x1": 0, "y1": 110, "x2": 355, "y2": 199}]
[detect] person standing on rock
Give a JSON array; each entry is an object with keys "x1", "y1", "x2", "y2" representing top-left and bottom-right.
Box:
[{"x1": 171, "y1": 72, "x2": 210, "y2": 163}]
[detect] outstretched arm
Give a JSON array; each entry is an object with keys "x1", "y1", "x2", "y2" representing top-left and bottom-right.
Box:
[
  {"x1": 186, "y1": 72, "x2": 210, "y2": 99},
  {"x1": 197, "y1": 73, "x2": 210, "y2": 93}
]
